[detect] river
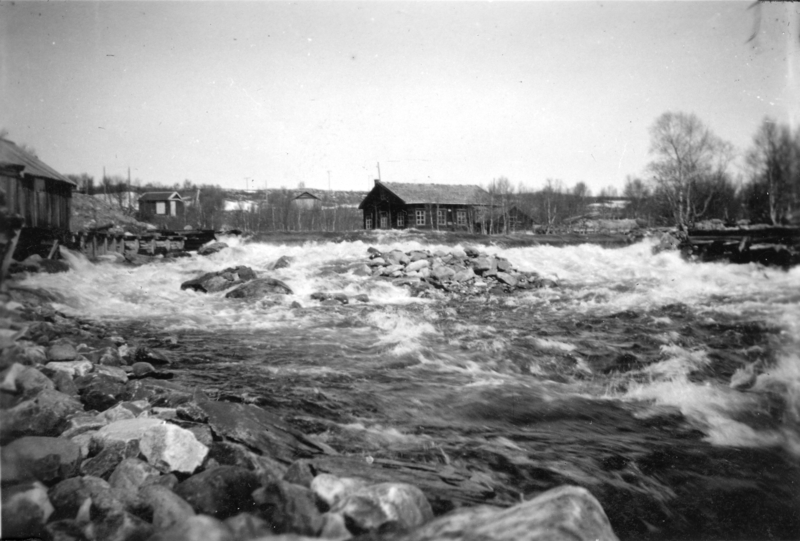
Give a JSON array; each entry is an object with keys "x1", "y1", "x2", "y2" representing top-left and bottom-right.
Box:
[{"x1": 22, "y1": 232, "x2": 800, "y2": 540}]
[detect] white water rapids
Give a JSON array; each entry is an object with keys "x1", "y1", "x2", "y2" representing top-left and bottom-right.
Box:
[{"x1": 22, "y1": 233, "x2": 800, "y2": 458}]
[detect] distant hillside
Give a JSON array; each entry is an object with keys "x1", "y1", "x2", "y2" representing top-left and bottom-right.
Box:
[
  {"x1": 224, "y1": 188, "x2": 367, "y2": 207},
  {"x1": 71, "y1": 193, "x2": 152, "y2": 233}
]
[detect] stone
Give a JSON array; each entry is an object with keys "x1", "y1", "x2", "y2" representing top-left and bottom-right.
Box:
[
  {"x1": 253, "y1": 480, "x2": 323, "y2": 536},
  {"x1": 62, "y1": 415, "x2": 108, "y2": 438},
  {"x1": 173, "y1": 466, "x2": 261, "y2": 519},
  {"x1": 405, "y1": 259, "x2": 430, "y2": 272},
  {"x1": 86, "y1": 510, "x2": 153, "y2": 541},
  {"x1": 139, "y1": 484, "x2": 196, "y2": 530},
  {"x1": 109, "y1": 458, "x2": 162, "y2": 495},
  {"x1": 224, "y1": 512, "x2": 272, "y2": 540},
  {"x1": 40, "y1": 259, "x2": 71, "y2": 273},
  {"x1": 81, "y1": 441, "x2": 139, "y2": 479},
  {"x1": 197, "y1": 400, "x2": 325, "y2": 462},
  {"x1": 198, "y1": 241, "x2": 229, "y2": 255},
  {"x1": 48, "y1": 342, "x2": 79, "y2": 362},
  {"x1": 496, "y1": 272, "x2": 518, "y2": 287},
  {"x1": 349, "y1": 263, "x2": 372, "y2": 276},
  {"x1": 453, "y1": 268, "x2": 476, "y2": 283},
  {"x1": 408, "y1": 250, "x2": 429, "y2": 261},
  {"x1": 95, "y1": 365, "x2": 129, "y2": 382},
  {"x1": 431, "y1": 266, "x2": 456, "y2": 281},
  {"x1": 394, "y1": 485, "x2": 619, "y2": 541},
  {"x1": 331, "y1": 482, "x2": 433, "y2": 534},
  {"x1": 367, "y1": 257, "x2": 386, "y2": 267},
  {"x1": 0, "y1": 389, "x2": 84, "y2": 445},
  {"x1": 269, "y1": 255, "x2": 294, "y2": 270},
  {"x1": 76, "y1": 373, "x2": 128, "y2": 412},
  {"x1": 44, "y1": 519, "x2": 88, "y2": 541},
  {"x1": 283, "y1": 459, "x2": 316, "y2": 488},
  {"x1": 181, "y1": 266, "x2": 257, "y2": 293},
  {"x1": 131, "y1": 362, "x2": 156, "y2": 378},
  {"x1": 4, "y1": 364, "x2": 55, "y2": 396},
  {"x1": 90, "y1": 418, "x2": 166, "y2": 454},
  {"x1": 176, "y1": 401, "x2": 209, "y2": 423},
  {"x1": 139, "y1": 423, "x2": 209, "y2": 474},
  {"x1": 1, "y1": 481, "x2": 54, "y2": 538},
  {"x1": 472, "y1": 257, "x2": 494, "y2": 274},
  {"x1": 1, "y1": 436, "x2": 82, "y2": 484},
  {"x1": 352, "y1": 293, "x2": 370, "y2": 303},
  {"x1": 50, "y1": 369, "x2": 80, "y2": 397},
  {"x1": 48, "y1": 475, "x2": 132, "y2": 521},
  {"x1": 386, "y1": 250, "x2": 410, "y2": 265},
  {"x1": 147, "y1": 515, "x2": 234, "y2": 541},
  {"x1": 225, "y1": 278, "x2": 294, "y2": 299},
  {"x1": 311, "y1": 473, "x2": 370, "y2": 511}
]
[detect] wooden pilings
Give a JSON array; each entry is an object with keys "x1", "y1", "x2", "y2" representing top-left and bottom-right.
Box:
[{"x1": 71, "y1": 231, "x2": 186, "y2": 259}]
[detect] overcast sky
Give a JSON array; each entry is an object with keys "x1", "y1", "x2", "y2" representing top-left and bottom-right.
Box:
[{"x1": 1, "y1": 1, "x2": 796, "y2": 194}]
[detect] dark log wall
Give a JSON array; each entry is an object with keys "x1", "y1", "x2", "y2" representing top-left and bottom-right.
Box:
[{"x1": 1, "y1": 172, "x2": 72, "y2": 233}]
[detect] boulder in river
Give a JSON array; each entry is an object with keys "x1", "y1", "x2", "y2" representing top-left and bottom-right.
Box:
[
  {"x1": 225, "y1": 277, "x2": 294, "y2": 299},
  {"x1": 197, "y1": 241, "x2": 229, "y2": 256},
  {"x1": 180, "y1": 266, "x2": 257, "y2": 294},
  {"x1": 394, "y1": 485, "x2": 618, "y2": 541}
]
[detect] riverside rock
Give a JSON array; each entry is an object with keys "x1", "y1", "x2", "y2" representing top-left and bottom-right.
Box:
[
  {"x1": 198, "y1": 241, "x2": 229, "y2": 256},
  {"x1": 87, "y1": 510, "x2": 154, "y2": 541},
  {"x1": 147, "y1": 515, "x2": 234, "y2": 541},
  {"x1": 1, "y1": 436, "x2": 82, "y2": 484},
  {"x1": 47, "y1": 341, "x2": 79, "y2": 362},
  {"x1": 173, "y1": 466, "x2": 261, "y2": 519},
  {"x1": 1, "y1": 481, "x2": 54, "y2": 538},
  {"x1": 4, "y1": 364, "x2": 55, "y2": 396},
  {"x1": 1, "y1": 389, "x2": 84, "y2": 444},
  {"x1": 44, "y1": 359, "x2": 94, "y2": 378},
  {"x1": 109, "y1": 458, "x2": 162, "y2": 494},
  {"x1": 139, "y1": 422, "x2": 209, "y2": 474},
  {"x1": 225, "y1": 278, "x2": 294, "y2": 299},
  {"x1": 311, "y1": 473, "x2": 370, "y2": 510},
  {"x1": 395, "y1": 485, "x2": 618, "y2": 541},
  {"x1": 254, "y1": 480, "x2": 323, "y2": 535},
  {"x1": 90, "y1": 418, "x2": 166, "y2": 454},
  {"x1": 181, "y1": 266, "x2": 257, "y2": 293},
  {"x1": 139, "y1": 484, "x2": 196, "y2": 530},
  {"x1": 330, "y1": 482, "x2": 433, "y2": 534}
]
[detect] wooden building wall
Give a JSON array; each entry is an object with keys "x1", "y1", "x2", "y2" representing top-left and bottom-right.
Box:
[{"x1": 1, "y1": 169, "x2": 72, "y2": 233}]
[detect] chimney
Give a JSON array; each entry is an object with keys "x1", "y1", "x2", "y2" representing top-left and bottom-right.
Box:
[{"x1": 374, "y1": 179, "x2": 381, "y2": 186}]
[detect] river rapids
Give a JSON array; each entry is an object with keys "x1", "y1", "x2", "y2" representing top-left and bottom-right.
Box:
[{"x1": 21, "y1": 232, "x2": 800, "y2": 540}]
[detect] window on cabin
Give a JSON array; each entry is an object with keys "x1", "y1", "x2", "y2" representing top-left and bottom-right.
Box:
[
  {"x1": 456, "y1": 210, "x2": 467, "y2": 226},
  {"x1": 437, "y1": 209, "x2": 446, "y2": 225},
  {"x1": 155, "y1": 201, "x2": 166, "y2": 215},
  {"x1": 397, "y1": 213, "x2": 405, "y2": 227},
  {"x1": 365, "y1": 216, "x2": 373, "y2": 229},
  {"x1": 415, "y1": 210, "x2": 425, "y2": 226},
  {"x1": 379, "y1": 212, "x2": 388, "y2": 228}
]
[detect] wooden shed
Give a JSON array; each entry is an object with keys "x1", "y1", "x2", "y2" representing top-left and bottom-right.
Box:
[
  {"x1": 0, "y1": 137, "x2": 76, "y2": 234},
  {"x1": 358, "y1": 180, "x2": 489, "y2": 231},
  {"x1": 292, "y1": 191, "x2": 322, "y2": 210}
]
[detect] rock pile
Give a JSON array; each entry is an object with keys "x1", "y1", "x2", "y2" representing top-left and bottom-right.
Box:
[
  {"x1": 354, "y1": 246, "x2": 557, "y2": 296},
  {"x1": 1, "y1": 287, "x2": 618, "y2": 541}
]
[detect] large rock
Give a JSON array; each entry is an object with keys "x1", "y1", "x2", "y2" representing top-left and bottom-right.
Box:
[
  {"x1": 0, "y1": 389, "x2": 84, "y2": 444},
  {"x1": 329, "y1": 482, "x2": 433, "y2": 534},
  {"x1": 44, "y1": 359, "x2": 94, "y2": 378},
  {"x1": 139, "y1": 484, "x2": 196, "y2": 530},
  {"x1": 86, "y1": 510, "x2": 154, "y2": 541},
  {"x1": 405, "y1": 259, "x2": 430, "y2": 273},
  {"x1": 109, "y1": 458, "x2": 162, "y2": 495},
  {"x1": 311, "y1": 473, "x2": 370, "y2": 511},
  {"x1": 139, "y1": 423, "x2": 209, "y2": 474},
  {"x1": 1, "y1": 436, "x2": 82, "y2": 484},
  {"x1": 268, "y1": 255, "x2": 295, "y2": 270},
  {"x1": 1, "y1": 481, "x2": 54, "y2": 538},
  {"x1": 90, "y1": 418, "x2": 166, "y2": 455},
  {"x1": 173, "y1": 466, "x2": 261, "y2": 519},
  {"x1": 395, "y1": 485, "x2": 619, "y2": 541},
  {"x1": 75, "y1": 372, "x2": 129, "y2": 412},
  {"x1": 48, "y1": 475, "x2": 142, "y2": 522},
  {"x1": 198, "y1": 241, "x2": 229, "y2": 256},
  {"x1": 225, "y1": 278, "x2": 294, "y2": 299},
  {"x1": 147, "y1": 515, "x2": 234, "y2": 541},
  {"x1": 47, "y1": 341, "x2": 79, "y2": 362},
  {"x1": 2, "y1": 364, "x2": 55, "y2": 396},
  {"x1": 181, "y1": 266, "x2": 257, "y2": 293},
  {"x1": 254, "y1": 480, "x2": 323, "y2": 535},
  {"x1": 197, "y1": 400, "x2": 325, "y2": 462}
]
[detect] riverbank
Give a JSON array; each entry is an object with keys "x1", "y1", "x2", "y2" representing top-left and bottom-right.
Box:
[{"x1": 0, "y1": 282, "x2": 619, "y2": 541}]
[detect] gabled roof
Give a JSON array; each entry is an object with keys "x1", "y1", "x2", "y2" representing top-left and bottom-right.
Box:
[
  {"x1": 294, "y1": 191, "x2": 320, "y2": 200},
  {"x1": 0, "y1": 138, "x2": 76, "y2": 186},
  {"x1": 138, "y1": 191, "x2": 182, "y2": 201},
  {"x1": 375, "y1": 181, "x2": 489, "y2": 206}
]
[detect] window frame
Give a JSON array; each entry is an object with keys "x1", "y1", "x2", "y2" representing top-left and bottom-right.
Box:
[
  {"x1": 365, "y1": 216, "x2": 373, "y2": 229},
  {"x1": 437, "y1": 209, "x2": 446, "y2": 225},
  {"x1": 155, "y1": 201, "x2": 167, "y2": 215},
  {"x1": 397, "y1": 213, "x2": 405, "y2": 227},
  {"x1": 415, "y1": 209, "x2": 425, "y2": 226},
  {"x1": 456, "y1": 210, "x2": 467, "y2": 226}
]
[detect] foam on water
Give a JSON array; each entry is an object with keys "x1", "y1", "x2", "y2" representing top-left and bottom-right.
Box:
[{"x1": 21, "y1": 237, "x2": 800, "y2": 453}]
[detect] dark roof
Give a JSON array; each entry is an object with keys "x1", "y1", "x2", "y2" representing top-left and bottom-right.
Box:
[
  {"x1": 138, "y1": 191, "x2": 182, "y2": 201},
  {"x1": 294, "y1": 191, "x2": 320, "y2": 200},
  {"x1": 0, "y1": 138, "x2": 76, "y2": 186},
  {"x1": 378, "y1": 181, "x2": 489, "y2": 205}
]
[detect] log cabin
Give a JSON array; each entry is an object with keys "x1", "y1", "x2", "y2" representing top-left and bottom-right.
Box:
[{"x1": 358, "y1": 180, "x2": 490, "y2": 231}]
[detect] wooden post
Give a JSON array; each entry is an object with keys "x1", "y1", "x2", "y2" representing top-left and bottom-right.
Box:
[
  {"x1": 47, "y1": 239, "x2": 59, "y2": 259},
  {"x1": 0, "y1": 226, "x2": 22, "y2": 293}
]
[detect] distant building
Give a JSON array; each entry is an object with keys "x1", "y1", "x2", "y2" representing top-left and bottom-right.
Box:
[
  {"x1": 358, "y1": 180, "x2": 489, "y2": 230},
  {"x1": 292, "y1": 191, "x2": 321, "y2": 210},
  {"x1": 138, "y1": 191, "x2": 184, "y2": 217}
]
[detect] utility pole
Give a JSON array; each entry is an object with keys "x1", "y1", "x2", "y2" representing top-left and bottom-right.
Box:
[{"x1": 376, "y1": 162, "x2": 381, "y2": 181}]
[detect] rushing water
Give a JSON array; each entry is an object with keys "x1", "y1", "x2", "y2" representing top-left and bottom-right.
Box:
[{"x1": 23, "y1": 233, "x2": 800, "y2": 540}]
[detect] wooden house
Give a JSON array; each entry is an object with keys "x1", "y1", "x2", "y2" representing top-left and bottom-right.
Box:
[
  {"x1": 138, "y1": 192, "x2": 184, "y2": 218},
  {"x1": 358, "y1": 180, "x2": 489, "y2": 231},
  {"x1": 292, "y1": 191, "x2": 322, "y2": 210},
  {"x1": 0, "y1": 137, "x2": 76, "y2": 234}
]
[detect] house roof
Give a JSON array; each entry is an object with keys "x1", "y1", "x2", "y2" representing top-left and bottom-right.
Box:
[
  {"x1": 377, "y1": 181, "x2": 489, "y2": 205},
  {"x1": 0, "y1": 138, "x2": 76, "y2": 186},
  {"x1": 138, "y1": 191, "x2": 182, "y2": 201},
  {"x1": 294, "y1": 191, "x2": 320, "y2": 200}
]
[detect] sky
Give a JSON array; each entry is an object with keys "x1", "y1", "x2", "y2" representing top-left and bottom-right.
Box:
[{"x1": 1, "y1": 1, "x2": 797, "y2": 194}]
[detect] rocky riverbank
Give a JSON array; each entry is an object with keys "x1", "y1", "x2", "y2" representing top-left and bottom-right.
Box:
[{"x1": 1, "y1": 274, "x2": 619, "y2": 540}]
